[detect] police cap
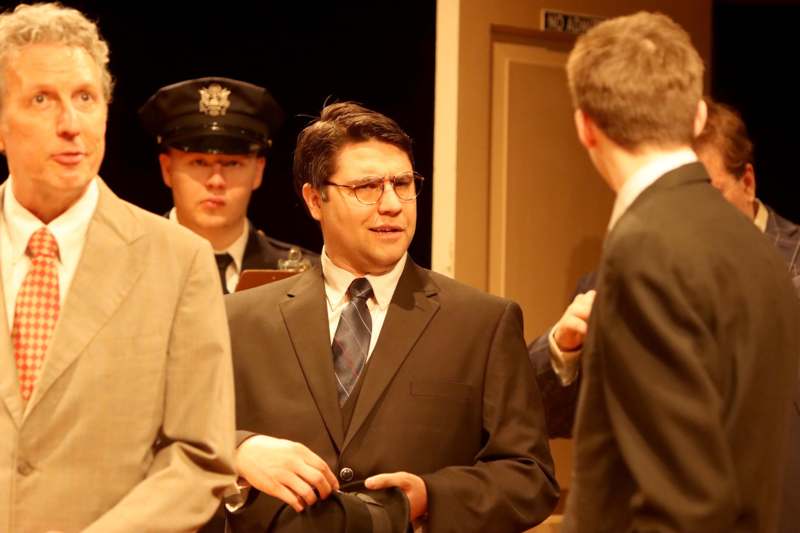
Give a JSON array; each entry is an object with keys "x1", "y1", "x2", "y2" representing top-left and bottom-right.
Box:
[{"x1": 139, "y1": 77, "x2": 284, "y2": 155}]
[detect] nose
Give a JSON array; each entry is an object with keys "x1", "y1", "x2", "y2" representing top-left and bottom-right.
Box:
[
  {"x1": 206, "y1": 164, "x2": 226, "y2": 189},
  {"x1": 57, "y1": 103, "x2": 79, "y2": 139},
  {"x1": 377, "y1": 180, "x2": 403, "y2": 214}
]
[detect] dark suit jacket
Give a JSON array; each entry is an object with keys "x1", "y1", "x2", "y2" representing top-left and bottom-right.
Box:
[
  {"x1": 528, "y1": 272, "x2": 595, "y2": 438},
  {"x1": 562, "y1": 163, "x2": 800, "y2": 533},
  {"x1": 225, "y1": 259, "x2": 558, "y2": 533},
  {"x1": 765, "y1": 205, "x2": 800, "y2": 278},
  {"x1": 765, "y1": 206, "x2": 800, "y2": 533},
  {"x1": 240, "y1": 223, "x2": 319, "y2": 271}
]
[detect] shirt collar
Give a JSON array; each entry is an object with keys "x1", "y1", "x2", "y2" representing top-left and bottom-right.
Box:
[
  {"x1": 3, "y1": 175, "x2": 99, "y2": 264},
  {"x1": 169, "y1": 207, "x2": 249, "y2": 272},
  {"x1": 321, "y1": 246, "x2": 407, "y2": 311},
  {"x1": 608, "y1": 148, "x2": 698, "y2": 231},
  {"x1": 753, "y1": 198, "x2": 768, "y2": 233}
]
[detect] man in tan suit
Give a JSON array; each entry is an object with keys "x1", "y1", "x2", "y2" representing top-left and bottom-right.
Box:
[{"x1": 0, "y1": 4, "x2": 236, "y2": 532}]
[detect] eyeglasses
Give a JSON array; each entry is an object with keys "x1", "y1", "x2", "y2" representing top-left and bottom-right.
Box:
[{"x1": 324, "y1": 172, "x2": 424, "y2": 205}]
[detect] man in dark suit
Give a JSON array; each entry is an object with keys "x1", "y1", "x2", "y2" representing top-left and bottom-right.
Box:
[
  {"x1": 532, "y1": 99, "x2": 800, "y2": 440},
  {"x1": 530, "y1": 97, "x2": 800, "y2": 531},
  {"x1": 139, "y1": 77, "x2": 317, "y2": 294},
  {"x1": 561, "y1": 12, "x2": 799, "y2": 533},
  {"x1": 225, "y1": 102, "x2": 558, "y2": 532}
]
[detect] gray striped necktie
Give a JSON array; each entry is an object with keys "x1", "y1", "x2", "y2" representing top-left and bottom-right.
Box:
[{"x1": 332, "y1": 278, "x2": 374, "y2": 406}]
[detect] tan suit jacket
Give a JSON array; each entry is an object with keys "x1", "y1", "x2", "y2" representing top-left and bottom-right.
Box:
[
  {"x1": 0, "y1": 180, "x2": 236, "y2": 532},
  {"x1": 227, "y1": 260, "x2": 558, "y2": 533}
]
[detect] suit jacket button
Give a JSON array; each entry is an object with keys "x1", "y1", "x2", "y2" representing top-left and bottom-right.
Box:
[
  {"x1": 17, "y1": 461, "x2": 33, "y2": 476},
  {"x1": 339, "y1": 467, "x2": 354, "y2": 482}
]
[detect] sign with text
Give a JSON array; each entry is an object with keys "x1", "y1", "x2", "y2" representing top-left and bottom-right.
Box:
[{"x1": 541, "y1": 9, "x2": 605, "y2": 35}]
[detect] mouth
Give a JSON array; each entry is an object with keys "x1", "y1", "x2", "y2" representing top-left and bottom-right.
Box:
[
  {"x1": 369, "y1": 225, "x2": 404, "y2": 234},
  {"x1": 201, "y1": 197, "x2": 226, "y2": 208},
  {"x1": 52, "y1": 151, "x2": 86, "y2": 165}
]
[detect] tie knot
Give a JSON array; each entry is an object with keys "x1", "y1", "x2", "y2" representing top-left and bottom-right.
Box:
[
  {"x1": 347, "y1": 277, "x2": 373, "y2": 301},
  {"x1": 27, "y1": 227, "x2": 59, "y2": 260},
  {"x1": 215, "y1": 253, "x2": 233, "y2": 270}
]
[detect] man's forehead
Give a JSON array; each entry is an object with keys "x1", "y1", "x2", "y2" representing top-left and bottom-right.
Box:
[
  {"x1": 167, "y1": 148, "x2": 261, "y2": 163},
  {"x1": 4, "y1": 43, "x2": 100, "y2": 83},
  {"x1": 335, "y1": 140, "x2": 411, "y2": 169}
]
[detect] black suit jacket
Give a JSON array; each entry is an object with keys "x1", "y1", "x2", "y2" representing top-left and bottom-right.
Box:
[
  {"x1": 225, "y1": 259, "x2": 558, "y2": 533},
  {"x1": 240, "y1": 223, "x2": 319, "y2": 271},
  {"x1": 528, "y1": 272, "x2": 595, "y2": 438},
  {"x1": 563, "y1": 163, "x2": 800, "y2": 533},
  {"x1": 765, "y1": 206, "x2": 800, "y2": 533}
]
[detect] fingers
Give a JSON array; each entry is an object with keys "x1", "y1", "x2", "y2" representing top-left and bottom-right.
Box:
[
  {"x1": 553, "y1": 290, "x2": 597, "y2": 351},
  {"x1": 365, "y1": 472, "x2": 428, "y2": 521},
  {"x1": 298, "y1": 446, "x2": 339, "y2": 494},
  {"x1": 235, "y1": 435, "x2": 339, "y2": 511},
  {"x1": 569, "y1": 290, "x2": 596, "y2": 320},
  {"x1": 364, "y1": 472, "x2": 400, "y2": 490}
]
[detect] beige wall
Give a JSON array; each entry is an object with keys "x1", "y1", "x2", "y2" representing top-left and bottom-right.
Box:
[
  {"x1": 433, "y1": 3, "x2": 712, "y2": 529},
  {"x1": 433, "y1": 0, "x2": 712, "y2": 287}
]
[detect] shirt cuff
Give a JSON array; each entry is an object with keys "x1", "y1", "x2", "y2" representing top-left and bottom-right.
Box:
[
  {"x1": 224, "y1": 478, "x2": 251, "y2": 512},
  {"x1": 548, "y1": 327, "x2": 581, "y2": 386}
]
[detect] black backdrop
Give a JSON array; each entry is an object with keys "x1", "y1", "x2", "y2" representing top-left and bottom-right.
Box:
[
  {"x1": 0, "y1": 1, "x2": 436, "y2": 267},
  {"x1": 713, "y1": 0, "x2": 800, "y2": 223},
  {"x1": 1, "y1": 1, "x2": 797, "y2": 270}
]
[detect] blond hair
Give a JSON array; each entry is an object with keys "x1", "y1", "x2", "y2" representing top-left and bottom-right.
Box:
[
  {"x1": 0, "y1": 3, "x2": 113, "y2": 104},
  {"x1": 566, "y1": 12, "x2": 703, "y2": 150}
]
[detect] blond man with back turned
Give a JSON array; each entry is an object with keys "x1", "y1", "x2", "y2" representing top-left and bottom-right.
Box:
[
  {"x1": 0, "y1": 4, "x2": 236, "y2": 532},
  {"x1": 563, "y1": 12, "x2": 799, "y2": 533}
]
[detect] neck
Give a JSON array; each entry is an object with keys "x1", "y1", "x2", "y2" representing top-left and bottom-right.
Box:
[
  {"x1": 596, "y1": 144, "x2": 693, "y2": 193},
  {"x1": 324, "y1": 250, "x2": 396, "y2": 277},
  {"x1": 180, "y1": 216, "x2": 246, "y2": 252},
  {"x1": 12, "y1": 181, "x2": 87, "y2": 224}
]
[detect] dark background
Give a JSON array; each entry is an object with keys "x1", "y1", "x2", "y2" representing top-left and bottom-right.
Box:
[
  {"x1": 0, "y1": 1, "x2": 797, "y2": 270},
  {"x1": 0, "y1": 1, "x2": 436, "y2": 266},
  {"x1": 713, "y1": 0, "x2": 800, "y2": 223}
]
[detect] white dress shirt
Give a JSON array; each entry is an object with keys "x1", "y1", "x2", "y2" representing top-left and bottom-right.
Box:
[
  {"x1": 321, "y1": 246, "x2": 406, "y2": 359},
  {"x1": 169, "y1": 208, "x2": 249, "y2": 292},
  {"x1": 0, "y1": 177, "x2": 99, "y2": 331}
]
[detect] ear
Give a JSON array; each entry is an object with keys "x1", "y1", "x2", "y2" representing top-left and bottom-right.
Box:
[
  {"x1": 158, "y1": 153, "x2": 173, "y2": 188},
  {"x1": 574, "y1": 109, "x2": 597, "y2": 149},
  {"x1": 302, "y1": 183, "x2": 323, "y2": 222},
  {"x1": 251, "y1": 156, "x2": 266, "y2": 191},
  {"x1": 740, "y1": 162, "x2": 756, "y2": 200},
  {"x1": 693, "y1": 99, "x2": 708, "y2": 138}
]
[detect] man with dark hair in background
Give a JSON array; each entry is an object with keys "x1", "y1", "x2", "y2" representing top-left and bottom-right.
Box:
[
  {"x1": 225, "y1": 102, "x2": 558, "y2": 533},
  {"x1": 562, "y1": 12, "x2": 799, "y2": 533}
]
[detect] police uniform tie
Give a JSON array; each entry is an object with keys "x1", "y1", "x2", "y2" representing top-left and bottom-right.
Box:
[
  {"x1": 13, "y1": 227, "x2": 60, "y2": 402},
  {"x1": 215, "y1": 253, "x2": 234, "y2": 294},
  {"x1": 332, "y1": 278, "x2": 373, "y2": 406}
]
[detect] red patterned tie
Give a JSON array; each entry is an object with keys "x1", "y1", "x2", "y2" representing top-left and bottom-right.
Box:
[{"x1": 13, "y1": 227, "x2": 60, "y2": 402}]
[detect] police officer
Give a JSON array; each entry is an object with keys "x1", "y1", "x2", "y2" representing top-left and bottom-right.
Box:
[{"x1": 140, "y1": 77, "x2": 317, "y2": 294}]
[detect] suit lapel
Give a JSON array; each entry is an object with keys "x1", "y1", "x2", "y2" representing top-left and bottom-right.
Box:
[
  {"x1": 342, "y1": 261, "x2": 440, "y2": 450},
  {"x1": 280, "y1": 267, "x2": 345, "y2": 450},
  {"x1": 0, "y1": 184, "x2": 24, "y2": 425},
  {"x1": 25, "y1": 180, "x2": 146, "y2": 417}
]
